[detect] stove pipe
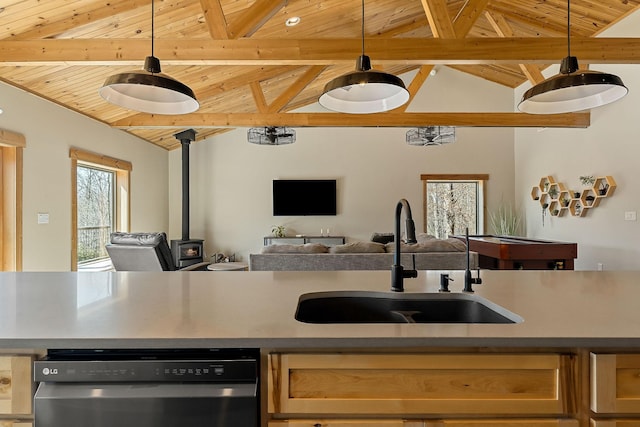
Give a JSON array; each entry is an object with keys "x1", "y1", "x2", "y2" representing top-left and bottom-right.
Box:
[{"x1": 174, "y1": 129, "x2": 196, "y2": 241}]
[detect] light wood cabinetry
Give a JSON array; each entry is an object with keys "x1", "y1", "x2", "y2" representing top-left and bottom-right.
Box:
[
  {"x1": 590, "y1": 353, "x2": 640, "y2": 427},
  {"x1": 0, "y1": 356, "x2": 32, "y2": 415},
  {"x1": 0, "y1": 422, "x2": 33, "y2": 427},
  {"x1": 591, "y1": 353, "x2": 640, "y2": 414},
  {"x1": 590, "y1": 421, "x2": 640, "y2": 426},
  {"x1": 269, "y1": 421, "x2": 578, "y2": 427},
  {"x1": 268, "y1": 353, "x2": 577, "y2": 426},
  {"x1": 268, "y1": 421, "x2": 418, "y2": 427},
  {"x1": 0, "y1": 355, "x2": 33, "y2": 427}
]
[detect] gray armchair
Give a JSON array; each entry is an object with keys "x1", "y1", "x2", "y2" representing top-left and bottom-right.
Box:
[{"x1": 106, "y1": 232, "x2": 210, "y2": 271}]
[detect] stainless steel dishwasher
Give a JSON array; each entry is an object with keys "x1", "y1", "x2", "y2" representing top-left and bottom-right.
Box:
[{"x1": 33, "y1": 348, "x2": 259, "y2": 427}]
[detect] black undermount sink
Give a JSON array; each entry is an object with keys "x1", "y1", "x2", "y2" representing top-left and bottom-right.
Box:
[{"x1": 295, "y1": 291, "x2": 523, "y2": 324}]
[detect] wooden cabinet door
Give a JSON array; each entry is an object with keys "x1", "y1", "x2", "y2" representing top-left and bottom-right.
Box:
[
  {"x1": 268, "y1": 353, "x2": 574, "y2": 416},
  {"x1": 268, "y1": 421, "x2": 418, "y2": 427},
  {"x1": 0, "y1": 356, "x2": 32, "y2": 415},
  {"x1": 591, "y1": 353, "x2": 640, "y2": 413},
  {"x1": 590, "y1": 421, "x2": 640, "y2": 427},
  {"x1": 0, "y1": 422, "x2": 33, "y2": 427},
  {"x1": 424, "y1": 420, "x2": 578, "y2": 426}
]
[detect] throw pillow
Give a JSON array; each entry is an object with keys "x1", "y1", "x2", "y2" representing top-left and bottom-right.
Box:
[
  {"x1": 385, "y1": 238, "x2": 467, "y2": 253},
  {"x1": 370, "y1": 232, "x2": 394, "y2": 244},
  {"x1": 330, "y1": 241, "x2": 386, "y2": 253}
]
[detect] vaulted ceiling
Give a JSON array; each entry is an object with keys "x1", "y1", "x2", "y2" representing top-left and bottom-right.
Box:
[{"x1": 1, "y1": 0, "x2": 639, "y2": 149}]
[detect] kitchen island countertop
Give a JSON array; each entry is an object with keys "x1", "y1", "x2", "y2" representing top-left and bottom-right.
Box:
[{"x1": 0, "y1": 269, "x2": 638, "y2": 349}]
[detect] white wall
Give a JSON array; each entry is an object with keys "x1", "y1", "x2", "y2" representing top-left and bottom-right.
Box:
[
  {"x1": 514, "y1": 9, "x2": 640, "y2": 270},
  {"x1": 0, "y1": 83, "x2": 169, "y2": 271},
  {"x1": 170, "y1": 66, "x2": 517, "y2": 262}
]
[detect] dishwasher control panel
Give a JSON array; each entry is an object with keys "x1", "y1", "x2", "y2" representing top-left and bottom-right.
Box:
[{"x1": 35, "y1": 349, "x2": 259, "y2": 383}]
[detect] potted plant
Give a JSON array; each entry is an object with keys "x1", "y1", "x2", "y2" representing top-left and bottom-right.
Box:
[
  {"x1": 561, "y1": 197, "x2": 570, "y2": 207},
  {"x1": 585, "y1": 195, "x2": 595, "y2": 206},
  {"x1": 489, "y1": 203, "x2": 522, "y2": 236},
  {"x1": 271, "y1": 225, "x2": 286, "y2": 238},
  {"x1": 579, "y1": 175, "x2": 596, "y2": 186},
  {"x1": 552, "y1": 209, "x2": 559, "y2": 216},
  {"x1": 599, "y1": 181, "x2": 609, "y2": 196},
  {"x1": 548, "y1": 187, "x2": 558, "y2": 199}
]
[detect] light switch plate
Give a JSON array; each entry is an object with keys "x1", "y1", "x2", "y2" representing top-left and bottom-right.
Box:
[
  {"x1": 37, "y1": 213, "x2": 49, "y2": 224},
  {"x1": 625, "y1": 211, "x2": 637, "y2": 221}
]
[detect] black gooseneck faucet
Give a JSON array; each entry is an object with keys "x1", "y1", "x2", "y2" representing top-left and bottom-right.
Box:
[{"x1": 391, "y1": 199, "x2": 418, "y2": 292}]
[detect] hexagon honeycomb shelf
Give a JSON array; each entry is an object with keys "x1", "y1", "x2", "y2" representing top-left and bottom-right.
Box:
[{"x1": 531, "y1": 175, "x2": 616, "y2": 218}]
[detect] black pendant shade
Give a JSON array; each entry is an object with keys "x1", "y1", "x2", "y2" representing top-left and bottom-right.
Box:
[
  {"x1": 517, "y1": 1, "x2": 627, "y2": 114},
  {"x1": 99, "y1": 2, "x2": 198, "y2": 115},
  {"x1": 318, "y1": 0, "x2": 409, "y2": 114}
]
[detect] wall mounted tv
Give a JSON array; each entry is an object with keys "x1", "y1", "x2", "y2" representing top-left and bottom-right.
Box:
[{"x1": 273, "y1": 179, "x2": 337, "y2": 216}]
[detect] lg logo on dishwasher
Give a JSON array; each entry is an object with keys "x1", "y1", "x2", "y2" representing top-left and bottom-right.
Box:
[{"x1": 42, "y1": 368, "x2": 58, "y2": 375}]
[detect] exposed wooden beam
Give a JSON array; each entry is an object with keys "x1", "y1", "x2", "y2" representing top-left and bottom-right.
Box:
[
  {"x1": 394, "y1": 65, "x2": 435, "y2": 113},
  {"x1": 268, "y1": 65, "x2": 326, "y2": 113},
  {"x1": 9, "y1": 0, "x2": 149, "y2": 40},
  {"x1": 111, "y1": 112, "x2": 591, "y2": 128},
  {"x1": 2, "y1": 38, "x2": 638, "y2": 65},
  {"x1": 485, "y1": 11, "x2": 545, "y2": 84},
  {"x1": 196, "y1": 66, "x2": 302, "y2": 99},
  {"x1": 199, "y1": 0, "x2": 230, "y2": 39},
  {"x1": 226, "y1": 0, "x2": 288, "y2": 38},
  {"x1": 410, "y1": 0, "x2": 487, "y2": 111},
  {"x1": 453, "y1": 0, "x2": 490, "y2": 38},
  {"x1": 249, "y1": 82, "x2": 269, "y2": 113},
  {"x1": 421, "y1": 0, "x2": 456, "y2": 38}
]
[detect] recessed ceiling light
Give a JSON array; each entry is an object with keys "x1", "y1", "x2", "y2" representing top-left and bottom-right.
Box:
[{"x1": 285, "y1": 16, "x2": 301, "y2": 27}]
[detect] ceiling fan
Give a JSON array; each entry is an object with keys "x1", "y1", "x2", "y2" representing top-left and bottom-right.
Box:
[
  {"x1": 247, "y1": 127, "x2": 296, "y2": 145},
  {"x1": 406, "y1": 126, "x2": 456, "y2": 146}
]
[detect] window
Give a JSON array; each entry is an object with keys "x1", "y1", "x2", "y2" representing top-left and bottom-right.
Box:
[
  {"x1": 76, "y1": 165, "x2": 114, "y2": 264},
  {"x1": 421, "y1": 174, "x2": 488, "y2": 238},
  {"x1": 70, "y1": 149, "x2": 131, "y2": 271}
]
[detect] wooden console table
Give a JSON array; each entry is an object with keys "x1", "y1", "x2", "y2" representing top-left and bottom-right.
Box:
[
  {"x1": 453, "y1": 235, "x2": 578, "y2": 270},
  {"x1": 264, "y1": 236, "x2": 345, "y2": 246}
]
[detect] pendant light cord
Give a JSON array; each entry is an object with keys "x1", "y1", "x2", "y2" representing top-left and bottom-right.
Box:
[
  {"x1": 361, "y1": 0, "x2": 365, "y2": 57},
  {"x1": 566, "y1": 0, "x2": 571, "y2": 58},
  {"x1": 151, "y1": 0, "x2": 155, "y2": 58}
]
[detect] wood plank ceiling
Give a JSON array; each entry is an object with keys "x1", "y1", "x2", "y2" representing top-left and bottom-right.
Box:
[{"x1": 0, "y1": 0, "x2": 639, "y2": 150}]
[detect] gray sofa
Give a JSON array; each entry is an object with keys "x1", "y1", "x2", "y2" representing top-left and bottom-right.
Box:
[{"x1": 249, "y1": 239, "x2": 478, "y2": 271}]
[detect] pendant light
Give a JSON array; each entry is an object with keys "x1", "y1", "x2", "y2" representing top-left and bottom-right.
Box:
[
  {"x1": 318, "y1": 0, "x2": 409, "y2": 114},
  {"x1": 518, "y1": 0, "x2": 627, "y2": 114},
  {"x1": 99, "y1": 0, "x2": 199, "y2": 115}
]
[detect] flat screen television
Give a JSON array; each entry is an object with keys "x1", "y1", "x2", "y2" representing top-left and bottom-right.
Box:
[{"x1": 273, "y1": 179, "x2": 337, "y2": 216}]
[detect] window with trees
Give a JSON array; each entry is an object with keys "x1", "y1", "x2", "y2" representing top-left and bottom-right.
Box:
[
  {"x1": 70, "y1": 149, "x2": 131, "y2": 271},
  {"x1": 421, "y1": 174, "x2": 488, "y2": 239}
]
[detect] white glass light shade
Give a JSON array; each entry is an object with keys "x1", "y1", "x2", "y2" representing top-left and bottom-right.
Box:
[
  {"x1": 319, "y1": 55, "x2": 409, "y2": 114},
  {"x1": 517, "y1": 70, "x2": 628, "y2": 114},
  {"x1": 100, "y1": 56, "x2": 199, "y2": 115}
]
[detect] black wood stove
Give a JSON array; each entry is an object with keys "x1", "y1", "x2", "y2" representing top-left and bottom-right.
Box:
[{"x1": 170, "y1": 129, "x2": 204, "y2": 268}]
